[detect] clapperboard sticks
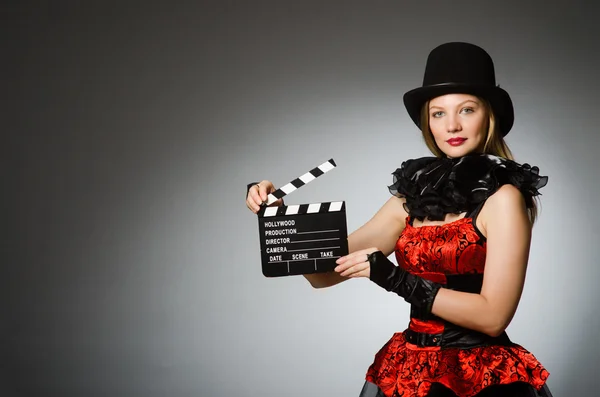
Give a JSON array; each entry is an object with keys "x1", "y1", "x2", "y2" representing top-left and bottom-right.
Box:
[
  {"x1": 263, "y1": 159, "x2": 337, "y2": 206},
  {"x1": 256, "y1": 159, "x2": 349, "y2": 277}
]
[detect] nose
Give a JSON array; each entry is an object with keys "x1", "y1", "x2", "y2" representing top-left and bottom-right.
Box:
[{"x1": 446, "y1": 115, "x2": 461, "y2": 133}]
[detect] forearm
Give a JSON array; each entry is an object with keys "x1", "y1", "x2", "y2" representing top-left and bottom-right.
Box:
[
  {"x1": 367, "y1": 252, "x2": 514, "y2": 337},
  {"x1": 302, "y1": 197, "x2": 406, "y2": 289},
  {"x1": 431, "y1": 288, "x2": 510, "y2": 337}
]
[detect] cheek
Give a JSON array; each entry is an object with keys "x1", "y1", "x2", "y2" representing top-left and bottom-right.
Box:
[
  {"x1": 474, "y1": 115, "x2": 488, "y2": 135},
  {"x1": 464, "y1": 118, "x2": 485, "y2": 139},
  {"x1": 429, "y1": 119, "x2": 444, "y2": 137}
]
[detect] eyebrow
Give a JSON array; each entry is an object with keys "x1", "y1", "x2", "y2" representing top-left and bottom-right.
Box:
[{"x1": 429, "y1": 99, "x2": 480, "y2": 110}]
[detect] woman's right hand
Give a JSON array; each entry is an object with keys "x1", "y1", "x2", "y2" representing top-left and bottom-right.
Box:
[{"x1": 246, "y1": 180, "x2": 284, "y2": 213}]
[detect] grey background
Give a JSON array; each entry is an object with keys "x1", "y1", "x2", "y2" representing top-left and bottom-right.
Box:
[{"x1": 4, "y1": 1, "x2": 599, "y2": 396}]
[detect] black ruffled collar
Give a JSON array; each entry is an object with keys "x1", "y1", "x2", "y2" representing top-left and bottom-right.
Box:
[{"x1": 389, "y1": 153, "x2": 548, "y2": 221}]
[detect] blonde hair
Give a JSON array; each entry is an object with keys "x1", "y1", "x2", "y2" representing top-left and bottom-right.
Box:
[{"x1": 419, "y1": 98, "x2": 539, "y2": 225}]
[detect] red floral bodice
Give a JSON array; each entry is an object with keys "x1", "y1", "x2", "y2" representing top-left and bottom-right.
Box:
[
  {"x1": 396, "y1": 216, "x2": 486, "y2": 276},
  {"x1": 365, "y1": 216, "x2": 549, "y2": 397}
]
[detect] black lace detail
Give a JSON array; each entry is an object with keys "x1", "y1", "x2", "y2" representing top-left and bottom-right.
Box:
[{"x1": 388, "y1": 154, "x2": 548, "y2": 221}]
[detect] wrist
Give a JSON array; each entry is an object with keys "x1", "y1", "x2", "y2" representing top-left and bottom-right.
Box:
[{"x1": 423, "y1": 283, "x2": 442, "y2": 316}]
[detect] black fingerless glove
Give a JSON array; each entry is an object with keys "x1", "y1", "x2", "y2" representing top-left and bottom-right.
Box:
[{"x1": 368, "y1": 251, "x2": 442, "y2": 317}]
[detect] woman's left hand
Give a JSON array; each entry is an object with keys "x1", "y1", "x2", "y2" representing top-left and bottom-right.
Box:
[{"x1": 334, "y1": 247, "x2": 379, "y2": 278}]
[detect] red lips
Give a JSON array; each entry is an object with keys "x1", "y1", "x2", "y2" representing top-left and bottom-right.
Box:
[{"x1": 447, "y1": 138, "x2": 466, "y2": 146}]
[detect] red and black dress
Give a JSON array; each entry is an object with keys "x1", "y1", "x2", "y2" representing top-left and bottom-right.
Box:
[{"x1": 360, "y1": 154, "x2": 552, "y2": 397}]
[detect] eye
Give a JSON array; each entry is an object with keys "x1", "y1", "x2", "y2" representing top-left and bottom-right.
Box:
[
  {"x1": 461, "y1": 107, "x2": 475, "y2": 114},
  {"x1": 431, "y1": 111, "x2": 444, "y2": 118}
]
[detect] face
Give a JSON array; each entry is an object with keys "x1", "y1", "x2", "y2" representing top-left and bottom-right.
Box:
[{"x1": 428, "y1": 93, "x2": 488, "y2": 158}]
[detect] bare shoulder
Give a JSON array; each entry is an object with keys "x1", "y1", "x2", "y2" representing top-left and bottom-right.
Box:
[
  {"x1": 487, "y1": 184, "x2": 526, "y2": 207},
  {"x1": 478, "y1": 184, "x2": 529, "y2": 236}
]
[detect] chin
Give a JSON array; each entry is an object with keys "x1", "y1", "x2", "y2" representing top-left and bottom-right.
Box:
[{"x1": 442, "y1": 147, "x2": 472, "y2": 158}]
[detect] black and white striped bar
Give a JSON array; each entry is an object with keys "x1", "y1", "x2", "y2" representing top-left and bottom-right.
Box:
[
  {"x1": 264, "y1": 159, "x2": 336, "y2": 205},
  {"x1": 257, "y1": 201, "x2": 349, "y2": 277}
]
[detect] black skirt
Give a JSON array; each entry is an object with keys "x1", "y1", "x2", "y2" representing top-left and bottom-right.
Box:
[{"x1": 358, "y1": 381, "x2": 554, "y2": 397}]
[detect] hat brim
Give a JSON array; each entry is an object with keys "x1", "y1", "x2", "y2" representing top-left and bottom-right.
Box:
[{"x1": 403, "y1": 83, "x2": 514, "y2": 136}]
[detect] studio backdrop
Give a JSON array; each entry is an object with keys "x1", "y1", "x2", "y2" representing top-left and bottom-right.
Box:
[{"x1": 4, "y1": 2, "x2": 599, "y2": 396}]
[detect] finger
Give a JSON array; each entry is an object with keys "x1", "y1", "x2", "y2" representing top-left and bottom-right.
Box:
[
  {"x1": 340, "y1": 262, "x2": 368, "y2": 278},
  {"x1": 249, "y1": 185, "x2": 264, "y2": 206},
  {"x1": 337, "y1": 250, "x2": 373, "y2": 273},
  {"x1": 335, "y1": 256, "x2": 347, "y2": 265},
  {"x1": 336, "y1": 250, "x2": 366, "y2": 266},
  {"x1": 335, "y1": 254, "x2": 366, "y2": 273},
  {"x1": 333, "y1": 262, "x2": 348, "y2": 272},
  {"x1": 258, "y1": 184, "x2": 268, "y2": 202},
  {"x1": 338, "y1": 265, "x2": 355, "y2": 277},
  {"x1": 342, "y1": 249, "x2": 371, "y2": 263},
  {"x1": 246, "y1": 198, "x2": 259, "y2": 213},
  {"x1": 334, "y1": 254, "x2": 358, "y2": 270},
  {"x1": 247, "y1": 190, "x2": 262, "y2": 212}
]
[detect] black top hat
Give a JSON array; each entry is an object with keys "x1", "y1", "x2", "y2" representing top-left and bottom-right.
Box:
[{"x1": 403, "y1": 42, "x2": 514, "y2": 136}]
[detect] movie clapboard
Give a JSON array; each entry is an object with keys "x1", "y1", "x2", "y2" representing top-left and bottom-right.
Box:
[{"x1": 256, "y1": 159, "x2": 349, "y2": 277}]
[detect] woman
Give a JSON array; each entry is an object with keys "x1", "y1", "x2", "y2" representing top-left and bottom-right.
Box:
[{"x1": 246, "y1": 42, "x2": 552, "y2": 397}]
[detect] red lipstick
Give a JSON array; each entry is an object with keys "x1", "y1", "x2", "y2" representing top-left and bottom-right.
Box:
[{"x1": 447, "y1": 138, "x2": 467, "y2": 146}]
